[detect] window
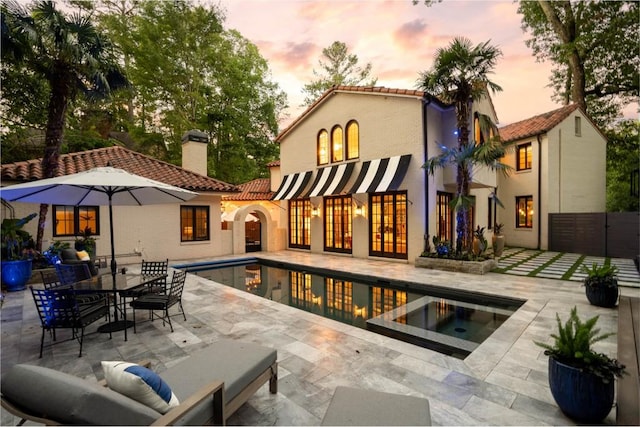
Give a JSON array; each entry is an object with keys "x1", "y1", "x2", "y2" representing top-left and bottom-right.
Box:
[
  {"x1": 487, "y1": 197, "x2": 493, "y2": 230},
  {"x1": 317, "y1": 130, "x2": 329, "y2": 165},
  {"x1": 289, "y1": 271, "x2": 313, "y2": 310},
  {"x1": 289, "y1": 199, "x2": 311, "y2": 249},
  {"x1": 331, "y1": 126, "x2": 343, "y2": 162},
  {"x1": 372, "y1": 287, "x2": 407, "y2": 320},
  {"x1": 346, "y1": 120, "x2": 359, "y2": 160},
  {"x1": 436, "y1": 192, "x2": 453, "y2": 242},
  {"x1": 326, "y1": 278, "x2": 353, "y2": 322},
  {"x1": 369, "y1": 191, "x2": 407, "y2": 259},
  {"x1": 516, "y1": 196, "x2": 534, "y2": 228},
  {"x1": 53, "y1": 205, "x2": 100, "y2": 237},
  {"x1": 517, "y1": 143, "x2": 532, "y2": 171},
  {"x1": 181, "y1": 206, "x2": 209, "y2": 241},
  {"x1": 575, "y1": 116, "x2": 582, "y2": 136},
  {"x1": 324, "y1": 195, "x2": 352, "y2": 253},
  {"x1": 474, "y1": 114, "x2": 483, "y2": 145}
]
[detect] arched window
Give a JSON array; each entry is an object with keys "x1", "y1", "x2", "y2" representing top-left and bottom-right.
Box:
[
  {"x1": 331, "y1": 126, "x2": 343, "y2": 162},
  {"x1": 317, "y1": 129, "x2": 329, "y2": 165},
  {"x1": 474, "y1": 113, "x2": 483, "y2": 145},
  {"x1": 346, "y1": 120, "x2": 359, "y2": 160}
]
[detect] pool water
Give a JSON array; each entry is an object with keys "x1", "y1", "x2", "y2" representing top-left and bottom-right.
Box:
[{"x1": 185, "y1": 258, "x2": 523, "y2": 359}]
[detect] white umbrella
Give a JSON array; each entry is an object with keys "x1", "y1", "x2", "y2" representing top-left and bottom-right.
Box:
[{"x1": 1, "y1": 167, "x2": 199, "y2": 329}]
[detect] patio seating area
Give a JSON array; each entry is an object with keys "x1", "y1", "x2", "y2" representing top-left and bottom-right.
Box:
[{"x1": 2, "y1": 251, "x2": 637, "y2": 425}]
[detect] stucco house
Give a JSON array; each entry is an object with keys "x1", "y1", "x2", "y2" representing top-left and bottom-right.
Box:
[
  {"x1": 269, "y1": 86, "x2": 607, "y2": 262},
  {"x1": 498, "y1": 104, "x2": 607, "y2": 250},
  {"x1": 1, "y1": 133, "x2": 244, "y2": 264}
]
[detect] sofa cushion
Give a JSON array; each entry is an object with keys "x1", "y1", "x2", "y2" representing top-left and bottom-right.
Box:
[
  {"x1": 159, "y1": 339, "x2": 277, "y2": 425},
  {"x1": 1, "y1": 364, "x2": 160, "y2": 425},
  {"x1": 76, "y1": 250, "x2": 90, "y2": 261},
  {"x1": 102, "y1": 361, "x2": 180, "y2": 414}
]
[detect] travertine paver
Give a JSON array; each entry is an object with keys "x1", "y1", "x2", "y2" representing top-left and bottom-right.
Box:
[{"x1": 2, "y1": 251, "x2": 638, "y2": 426}]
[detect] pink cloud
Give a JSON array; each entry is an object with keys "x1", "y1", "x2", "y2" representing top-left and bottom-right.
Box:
[{"x1": 394, "y1": 19, "x2": 429, "y2": 50}]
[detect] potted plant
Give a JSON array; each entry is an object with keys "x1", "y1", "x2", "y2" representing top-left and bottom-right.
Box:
[
  {"x1": 491, "y1": 223, "x2": 505, "y2": 257},
  {"x1": 1, "y1": 213, "x2": 37, "y2": 291},
  {"x1": 581, "y1": 263, "x2": 619, "y2": 308},
  {"x1": 535, "y1": 306, "x2": 625, "y2": 423},
  {"x1": 75, "y1": 226, "x2": 96, "y2": 258}
]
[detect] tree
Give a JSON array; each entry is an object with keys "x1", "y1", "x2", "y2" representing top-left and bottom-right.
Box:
[
  {"x1": 417, "y1": 37, "x2": 503, "y2": 252},
  {"x1": 1, "y1": 0, "x2": 128, "y2": 251},
  {"x1": 302, "y1": 41, "x2": 378, "y2": 106},
  {"x1": 518, "y1": 1, "x2": 639, "y2": 128},
  {"x1": 605, "y1": 120, "x2": 639, "y2": 212}
]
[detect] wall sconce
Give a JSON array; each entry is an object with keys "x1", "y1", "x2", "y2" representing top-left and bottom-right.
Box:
[
  {"x1": 311, "y1": 206, "x2": 320, "y2": 217},
  {"x1": 354, "y1": 204, "x2": 365, "y2": 217},
  {"x1": 353, "y1": 305, "x2": 367, "y2": 318},
  {"x1": 312, "y1": 295, "x2": 322, "y2": 306}
]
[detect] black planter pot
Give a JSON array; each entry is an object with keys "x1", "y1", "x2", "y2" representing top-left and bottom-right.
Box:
[
  {"x1": 585, "y1": 284, "x2": 619, "y2": 308},
  {"x1": 548, "y1": 357, "x2": 614, "y2": 423}
]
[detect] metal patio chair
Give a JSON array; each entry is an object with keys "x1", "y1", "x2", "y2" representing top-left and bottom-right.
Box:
[{"x1": 130, "y1": 270, "x2": 187, "y2": 333}]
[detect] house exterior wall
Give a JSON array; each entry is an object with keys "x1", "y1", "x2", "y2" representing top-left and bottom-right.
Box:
[
  {"x1": 497, "y1": 109, "x2": 606, "y2": 250},
  {"x1": 3, "y1": 194, "x2": 233, "y2": 266}
]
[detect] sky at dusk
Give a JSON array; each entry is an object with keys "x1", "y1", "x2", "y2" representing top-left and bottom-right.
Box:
[{"x1": 218, "y1": 0, "x2": 561, "y2": 128}]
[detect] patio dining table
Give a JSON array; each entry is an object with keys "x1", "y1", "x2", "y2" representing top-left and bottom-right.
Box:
[{"x1": 72, "y1": 273, "x2": 167, "y2": 341}]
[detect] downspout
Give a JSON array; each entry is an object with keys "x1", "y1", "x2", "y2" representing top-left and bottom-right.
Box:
[
  {"x1": 422, "y1": 96, "x2": 431, "y2": 252},
  {"x1": 537, "y1": 134, "x2": 542, "y2": 250}
]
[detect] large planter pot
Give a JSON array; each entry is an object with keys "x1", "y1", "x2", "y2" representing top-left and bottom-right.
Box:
[
  {"x1": 548, "y1": 357, "x2": 615, "y2": 423},
  {"x1": 1, "y1": 259, "x2": 33, "y2": 292},
  {"x1": 492, "y1": 235, "x2": 505, "y2": 257},
  {"x1": 585, "y1": 283, "x2": 619, "y2": 308}
]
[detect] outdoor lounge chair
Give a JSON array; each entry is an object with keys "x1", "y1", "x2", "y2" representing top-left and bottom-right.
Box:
[{"x1": 1, "y1": 339, "x2": 278, "y2": 425}]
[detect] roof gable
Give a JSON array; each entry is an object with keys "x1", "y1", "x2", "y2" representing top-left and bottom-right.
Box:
[
  {"x1": 498, "y1": 104, "x2": 581, "y2": 143},
  {"x1": 276, "y1": 86, "x2": 431, "y2": 142},
  {"x1": 1, "y1": 146, "x2": 239, "y2": 193}
]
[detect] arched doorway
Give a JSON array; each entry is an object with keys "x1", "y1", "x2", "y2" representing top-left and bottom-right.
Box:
[
  {"x1": 245, "y1": 215, "x2": 261, "y2": 252},
  {"x1": 232, "y1": 204, "x2": 272, "y2": 255}
]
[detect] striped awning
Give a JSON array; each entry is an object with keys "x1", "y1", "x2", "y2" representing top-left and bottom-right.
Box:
[
  {"x1": 272, "y1": 171, "x2": 313, "y2": 200},
  {"x1": 303, "y1": 162, "x2": 355, "y2": 198},
  {"x1": 348, "y1": 155, "x2": 412, "y2": 194}
]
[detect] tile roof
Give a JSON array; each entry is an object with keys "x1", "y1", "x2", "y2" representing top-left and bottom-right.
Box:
[
  {"x1": 267, "y1": 160, "x2": 280, "y2": 167},
  {"x1": 223, "y1": 178, "x2": 273, "y2": 201},
  {"x1": 276, "y1": 86, "x2": 432, "y2": 142},
  {"x1": 1, "y1": 145, "x2": 240, "y2": 193},
  {"x1": 498, "y1": 104, "x2": 581, "y2": 143}
]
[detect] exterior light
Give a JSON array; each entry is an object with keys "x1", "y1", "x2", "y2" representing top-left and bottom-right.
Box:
[
  {"x1": 311, "y1": 206, "x2": 320, "y2": 217},
  {"x1": 354, "y1": 205, "x2": 363, "y2": 217},
  {"x1": 353, "y1": 305, "x2": 367, "y2": 318}
]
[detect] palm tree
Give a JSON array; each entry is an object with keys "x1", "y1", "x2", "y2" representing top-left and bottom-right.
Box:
[
  {"x1": 1, "y1": 0, "x2": 128, "y2": 251},
  {"x1": 418, "y1": 37, "x2": 503, "y2": 252}
]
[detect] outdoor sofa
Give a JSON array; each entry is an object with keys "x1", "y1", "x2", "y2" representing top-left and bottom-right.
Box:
[{"x1": 0, "y1": 339, "x2": 277, "y2": 425}]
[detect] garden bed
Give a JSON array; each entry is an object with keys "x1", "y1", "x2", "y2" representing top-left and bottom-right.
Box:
[{"x1": 415, "y1": 256, "x2": 498, "y2": 275}]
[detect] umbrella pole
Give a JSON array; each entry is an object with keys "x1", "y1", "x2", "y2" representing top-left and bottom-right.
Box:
[{"x1": 109, "y1": 198, "x2": 118, "y2": 321}]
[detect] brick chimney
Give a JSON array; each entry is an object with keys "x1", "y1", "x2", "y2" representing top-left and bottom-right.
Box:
[{"x1": 181, "y1": 129, "x2": 208, "y2": 176}]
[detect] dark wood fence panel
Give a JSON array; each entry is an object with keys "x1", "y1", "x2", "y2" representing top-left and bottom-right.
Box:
[
  {"x1": 549, "y1": 212, "x2": 639, "y2": 259},
  {"x1": 606, "y1": 212, "x2": 640, "y2": 259}
]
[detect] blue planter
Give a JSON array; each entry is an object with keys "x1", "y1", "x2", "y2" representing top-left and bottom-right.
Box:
[
  {"x1": 548, "y1": 357, "x2": 614, "y2": 423},
  {"x1": 1, "y1": 259, "x2": 33, "y2": 292}
]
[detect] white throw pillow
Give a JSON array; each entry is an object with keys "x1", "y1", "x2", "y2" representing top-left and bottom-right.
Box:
[{"x1": 101, "y1": 361, "x2": 180, "y2": 414}]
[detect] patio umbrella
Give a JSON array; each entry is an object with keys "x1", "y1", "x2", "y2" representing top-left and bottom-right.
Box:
[{"x1": 0, "y1": 166, "x2": 199, "y2": 328}]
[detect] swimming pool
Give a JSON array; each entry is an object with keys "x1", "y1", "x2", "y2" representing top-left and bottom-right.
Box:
[{"x1": 178, "y1": 258, "x2": 524, "y2": 359}]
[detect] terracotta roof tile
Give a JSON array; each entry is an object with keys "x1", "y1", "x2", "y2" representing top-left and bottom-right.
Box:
[
  {"x1": 498, "y1": 104, "x2": 580, "y2": 143},
  {"x1": 1, "y1": 146, "x2": 240, "y2": 193},
  {"x1": 223, "y1": 178, "x2": 273, "y2": 201},
  {"x1": 267, "y1": 160, "x2": 280, "y2": 167}
]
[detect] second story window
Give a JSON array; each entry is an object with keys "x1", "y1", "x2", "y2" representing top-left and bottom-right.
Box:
[
  {"x1": 331, "y1": 126, "x2": 343, "y2": 162},
  {"x1": 318, "y1": 129, "x2": 329, "y2": 165},
  {"x1": 346, "y1": 120, "x2": 359, "y2": 159},
  {"x1": 517, "y1": 143, "x2": 532, "y2": 171},
  {"x1": 575, "y1": 116, "x2": 582, "y2": 136}
]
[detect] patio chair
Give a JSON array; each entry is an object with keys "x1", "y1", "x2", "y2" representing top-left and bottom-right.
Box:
[
  {"x1": 30, "y1": 285, "x2": 111, "y2": 358},
  {"x1": 59, "y1": 247, "x2": 98, "y2": 276},
  {"x1": 54, "y1": 263, "x2": 106, "y2": 306},
  {"x1": 131, "y1": 270, "x2": 187, "y2": 333},
  {"x1": 141, "y1": 258, "x2": 169, "y2": 294}
]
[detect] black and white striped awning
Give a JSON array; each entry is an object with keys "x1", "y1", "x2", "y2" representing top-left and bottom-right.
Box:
[
  {"x1": 348, "y1": 155, "x2": 412, "y2": 194},
  {"x1": 303, "y1": 162, "x2": 355, "y2": 198},
  {"x1": 272, "y1": 171, "x2": 313, "y2": 200}
]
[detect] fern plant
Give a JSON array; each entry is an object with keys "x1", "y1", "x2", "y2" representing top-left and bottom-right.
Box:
[{"x1": 535, "y1": 306, "x2": 625, "y2": 382}]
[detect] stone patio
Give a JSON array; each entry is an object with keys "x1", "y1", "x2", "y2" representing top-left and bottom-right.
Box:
[{"x1": 2, "y1": 251, "x2": 639, "y2": 425}]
